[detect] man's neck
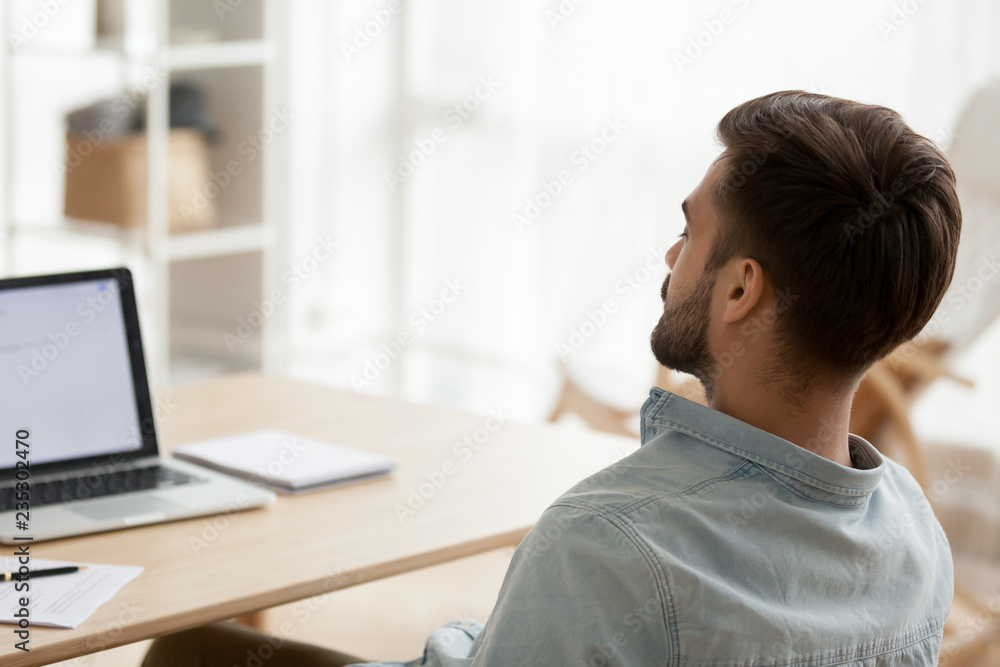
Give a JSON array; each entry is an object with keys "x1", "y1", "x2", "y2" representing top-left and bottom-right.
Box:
[{"x1": 707, "y1": 377, "x2": 855, "y2": 468}]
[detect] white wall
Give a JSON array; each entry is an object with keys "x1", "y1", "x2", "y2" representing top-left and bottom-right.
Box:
[{"x1": 281, "y1": 0, "x2": 1000, "y2": 454}]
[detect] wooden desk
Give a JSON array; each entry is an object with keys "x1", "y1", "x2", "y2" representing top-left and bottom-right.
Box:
[{"x1": 2, "y1": 373, "x2": 639, "y2": 667}]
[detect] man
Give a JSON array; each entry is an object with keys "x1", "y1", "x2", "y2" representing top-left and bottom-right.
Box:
[{"x1": 144, "y1": 90, "x2": 959, "y2": 666}]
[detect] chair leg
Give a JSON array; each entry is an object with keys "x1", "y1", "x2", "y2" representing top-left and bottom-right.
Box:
[
  {"x1": 548, "y1": 376, "x2": 636, "y2": 437},
  {"x1": 234, "y1": 609, "x2": 269, "y2": 631},
  {"x1": 859, "y1": 364, "x2": 930, "y2": 493}
]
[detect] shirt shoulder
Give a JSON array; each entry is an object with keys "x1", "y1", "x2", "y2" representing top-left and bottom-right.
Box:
[
  {"x1": 469, "y1": 503, "x2": 673, "y2": 666},
  {"x1": 553, "y1": 424, "x2": 749, "y2": 514}
]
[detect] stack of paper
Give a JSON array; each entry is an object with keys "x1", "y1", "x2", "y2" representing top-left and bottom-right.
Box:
[
  {"x1": 0, "y1": 558, "x2": 142, "y2": 629},
  {"x1": 173, "y1": 429, "x2": 396, "y2": 494}
]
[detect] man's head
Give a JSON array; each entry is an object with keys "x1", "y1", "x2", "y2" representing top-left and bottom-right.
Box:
[{"x1": 651, "y1": 91, "x2": 961, "y2": 403}]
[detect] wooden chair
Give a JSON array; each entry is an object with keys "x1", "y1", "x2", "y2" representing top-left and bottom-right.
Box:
[{"x1": 930, "y1": 78, "x2": 1000, "y2": 666}]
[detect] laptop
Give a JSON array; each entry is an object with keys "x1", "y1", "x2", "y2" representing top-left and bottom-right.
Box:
[{"x1": 0, "y1": 267, "x2": 276, "y2": 544}]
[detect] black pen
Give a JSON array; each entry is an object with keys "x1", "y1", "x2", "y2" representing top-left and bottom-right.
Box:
[{"x1": 1, "y1": 566, "x2": 87, "y2": 582}]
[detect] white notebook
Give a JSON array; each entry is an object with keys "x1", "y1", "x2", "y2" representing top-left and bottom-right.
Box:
[{"x1": 173, "y1": 430, "x2": 395, "y2": 494}]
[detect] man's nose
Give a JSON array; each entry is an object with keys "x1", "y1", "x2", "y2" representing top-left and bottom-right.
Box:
[{"x1": 665, "y1": 240, "x2": 681, "y2": 270}]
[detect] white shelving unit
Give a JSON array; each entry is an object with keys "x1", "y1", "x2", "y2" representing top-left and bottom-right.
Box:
[{"x1": 0, "y1": 0, "x2": 290, "y2": 389}]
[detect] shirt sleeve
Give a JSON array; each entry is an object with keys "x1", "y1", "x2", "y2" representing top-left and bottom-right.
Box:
[
  {"x1": 466, "y1": 503, "x2": 670, "y2": 666},
  {"x1": 347, "y1": 620, "x2": 483, "y2": 667}
]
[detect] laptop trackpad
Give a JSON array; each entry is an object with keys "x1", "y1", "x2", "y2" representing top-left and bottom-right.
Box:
[{"x1": 72, "y1": 496, "x2": 183, "y2": 521}]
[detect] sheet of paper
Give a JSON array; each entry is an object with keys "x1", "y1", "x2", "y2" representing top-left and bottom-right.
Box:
[{"x1": 0, "y1": 557, "x2": 142, "y2": 629}]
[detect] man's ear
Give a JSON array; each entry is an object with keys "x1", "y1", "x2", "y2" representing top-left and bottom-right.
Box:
[{"x1": 721, "y1": 258, "x2": 765, "y2": 324}]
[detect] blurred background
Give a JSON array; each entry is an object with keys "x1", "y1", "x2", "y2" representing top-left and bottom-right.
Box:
[{"x1": 3, "y1": 0, "x2": 1000, "y2": 664}]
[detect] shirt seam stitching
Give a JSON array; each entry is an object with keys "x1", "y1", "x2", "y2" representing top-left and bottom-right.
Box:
[
  {"x1": 787, "y1": 616, "x2": 946, "y2": 666},
  {"x1": 683, "y1": 616, "x2": 944, "y2": 666},
  {"x1": 642, "y1": 388, "x2": 673, "y2": 441},
  {"x1": 615, "y1": 460, "x2": 756, "y2": 516},
  {"x1": 647, "y1": 417, "x2": 872, "y2": 497},
  {"x1": 550, "y1": 501, "x2": 678, "y2": 665},
  {"x1": 750, "y1": 462, "x2": 866, "y2": 508}
]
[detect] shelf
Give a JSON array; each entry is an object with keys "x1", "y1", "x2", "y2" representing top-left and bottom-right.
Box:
[
  {"x1": 170, "y1": 0, "x2": 265, "y2": 47},
  {"x1": 62, "y1": 217, "x2": 145, "y2": 243},
  {"x1": 4, "y1": 46, "x2": 125, "y2": 61},
  {"x1": 13, "y1": 218, "x2": 271, "y2": 261},
  {"x1": 164, "y1": 223, "x2": 272, "y2": 260},
  {"x1": 2, "y1": 0, "x2": 287, "y2": 387},
  {"x1": 164, "y1": 40, "x2": 274, "y2": 71},
  {"x1": 11, "y1": 217, "x2": 145, "y2": 244},
  {"x1": 7, "y1": 40, "x2": 272, "y2": 71}
]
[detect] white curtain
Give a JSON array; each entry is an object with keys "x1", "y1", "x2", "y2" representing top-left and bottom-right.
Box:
[{"x1": 283, "y1": 0, "x2": 1000, "y2": 427}]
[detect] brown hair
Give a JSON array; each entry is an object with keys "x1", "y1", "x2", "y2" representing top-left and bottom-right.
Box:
[{"x1": 709, "y1": 90, "x2": 961, "y2": 381}]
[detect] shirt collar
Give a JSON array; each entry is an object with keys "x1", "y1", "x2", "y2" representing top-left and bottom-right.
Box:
[{"x1": 640, "y1": 386, "x2": 886, "y2": 506}]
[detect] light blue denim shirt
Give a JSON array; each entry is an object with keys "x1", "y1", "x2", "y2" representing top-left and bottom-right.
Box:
[{"x1": 356, "y1": 387, "x2": 953, "y2": 666}]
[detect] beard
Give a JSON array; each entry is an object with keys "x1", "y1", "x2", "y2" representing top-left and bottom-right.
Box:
[{"x1": 650, "y1": 271, "x2": 718, "y2": 397}]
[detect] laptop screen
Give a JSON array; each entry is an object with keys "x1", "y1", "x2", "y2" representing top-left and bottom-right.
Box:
[{"x1": 0, "y1": 269, "x2": 156, "y2": 474}]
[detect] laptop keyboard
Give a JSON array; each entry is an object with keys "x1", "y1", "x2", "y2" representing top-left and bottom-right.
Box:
[{"x1": 0, "y1": 465, "x2": 200, "y2": 512}]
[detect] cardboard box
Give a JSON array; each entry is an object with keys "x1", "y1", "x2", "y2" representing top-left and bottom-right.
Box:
[{"x1": 63, "y1": 129, "x2": 216, "y2": 234}]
